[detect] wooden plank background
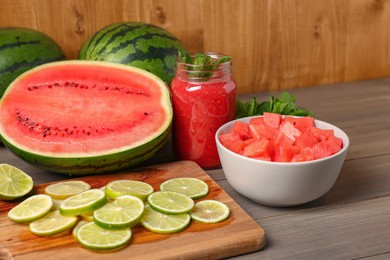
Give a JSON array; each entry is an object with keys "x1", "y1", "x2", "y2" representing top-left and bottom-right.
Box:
[{"x1": 1, "y1": 0, "x2": 389, "y2": 94}]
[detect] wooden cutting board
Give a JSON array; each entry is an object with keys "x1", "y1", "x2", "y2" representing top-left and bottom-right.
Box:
[{"x1": 0, "y1": 161, "x2": 265, "y2": 259}]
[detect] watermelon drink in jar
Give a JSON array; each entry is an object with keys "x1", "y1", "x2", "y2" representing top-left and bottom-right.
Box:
[{"x1": 170, "y1": 52, "x2": 236, "y2": 168}]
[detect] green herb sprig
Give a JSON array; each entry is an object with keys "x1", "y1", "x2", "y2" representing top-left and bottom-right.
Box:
[
  {"x1": 178, "y1": 50, "x2": 231, "y2": 79},
  {"x1": 236, "y1": 92, "x2": 313, "y2": 118}
]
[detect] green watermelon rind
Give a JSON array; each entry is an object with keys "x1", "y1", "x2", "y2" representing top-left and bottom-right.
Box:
[
  {"x1": 0, "y1": 60, "x2": 173, "y2": 175},
  {"x1": 78, "y1": 22, "x2": 186, "y2": 85},
  {"x1": 0, "y1": 127, "x2": 170, "y2": 175},
  {"x1": 0, "y1": 27, "x2": 66, "y2": 98}
]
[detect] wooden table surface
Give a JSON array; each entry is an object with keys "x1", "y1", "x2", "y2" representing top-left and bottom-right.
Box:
[{"x1": 1, "y1": 77, "x2": 390, "y2": 259}]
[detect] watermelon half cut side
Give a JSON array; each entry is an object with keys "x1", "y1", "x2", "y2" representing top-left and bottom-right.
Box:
[{"x1": 0, "y1": 60, "x2": 172, "y2": 175}]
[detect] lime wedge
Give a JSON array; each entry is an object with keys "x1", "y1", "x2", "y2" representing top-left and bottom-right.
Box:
[
  {"x1": 29, "y1": 210, "x2": 78, "y2": 236},
  {"x1": 76, "y1": 222, "x2": 132, "y2": 250},
  {"x1": 44, "y1": 180, "x2": 91, "y2": 200},
  {"x1": 147, "y1": 191, "x2": 194, "y2": 215},
  {"x1": 59, "y1": 189, "x2": 107, "y2": 216},
  {"x1": 93, "y1": 195, "x2": 144, "y2": 230},
  {"x1": 160, "y1": 178, "x2": 209, "y2": 199},
  {"x1": 7, "y1": 194, "x2": 53, "y2": 223},
  {"x1": 0, "y1": 164, "x2": 33, "y2": 200},
  {"x1": 141, "y1": 205, "x2": 191, "y2": 234},
  {"x1": 190, "y1": 200, "x2": 230, "y2": 223},
  {"x1": 105, "y1": 180, "x2": 154, "y2": 201}
]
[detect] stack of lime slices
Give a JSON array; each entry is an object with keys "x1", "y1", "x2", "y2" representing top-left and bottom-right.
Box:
[
  {"x1": 3, "y1": 165, "x2": 231, "y2": 252},
  {"x1": 140, "y1": 178, "x2": 230, "y2": 234}
]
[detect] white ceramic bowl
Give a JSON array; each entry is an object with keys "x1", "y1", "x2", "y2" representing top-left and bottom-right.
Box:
[{"x1": 215, "y1": 116, "x2": 350, "y2": 207}]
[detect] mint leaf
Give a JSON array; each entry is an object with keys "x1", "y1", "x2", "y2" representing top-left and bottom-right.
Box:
[
  {"x1": 236, "y1": 92, "x2": 313, "y2": 118},
  {"x1": 178, "y1": 49, "x2": 193, "y2": 64},
  {"x1": 177, "y1": 50, "x2": 231, "y2": 80}
]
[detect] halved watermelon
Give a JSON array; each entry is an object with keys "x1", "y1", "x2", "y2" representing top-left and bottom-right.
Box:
[{"x1": 0, "y1": 61, "x2": 172, "y2": 175}]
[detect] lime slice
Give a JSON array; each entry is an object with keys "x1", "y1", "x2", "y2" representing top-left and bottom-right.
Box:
[
  {"x1": 141, "y1": 205, "x2": 191, "y2": 234},
  {"x1": 59, "y1": 189, "x2": 107, "y2": 216},
  {"x1": 0, "y1": 164, "x2": 33, "y2": 200},
  {"x1": 44, "y1": 180, "x2": 91, "y2": 200},
  {"x1": 160, "y1": 178, "x2": 209, "y2": 199},
  {"x1": 29, "y1": 210, "x2": 78, "y2": 236},
  {"x1": 147, "y1": 191, "x2": 194, "y2": 215},
  {"x1": 76, "y1": 222, "x2": 132, "y2": 250},
  {"x1": 7, "y1": 194, "x2": 53, "y2": 223},
  {"x1": 93, "y1": 195, "x2": 144, "y2": 230},
  {"x1": 190, "y1": 200, "x2": 230, "y2": 223},
  {"x1": 72, "y1": 220, "x2": 89, "y2": 241},
  {"x1": 105, "y1": 180, "x2": 154, "y2": 201}
]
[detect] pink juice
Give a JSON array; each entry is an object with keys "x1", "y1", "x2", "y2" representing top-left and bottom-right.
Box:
[{"x1": 170, "y1": 54, "x2": 236, "y2": 168}]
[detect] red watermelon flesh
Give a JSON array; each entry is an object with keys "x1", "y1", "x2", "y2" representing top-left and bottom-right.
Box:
[
  {"x1": 218, "y1": 132, "x2": 245, "y2": 154},
  {"x1": 219, "y1": 113, "x2": 343, "y2": 163},
  {"x1": 263, "y1": 112, "x2": 282, "y2": 129},
  {"x1": 1, "y1": 63, "x2": 169, "y2": 154},
  {"x1": 0, "y1": 61, "x2": 173, "y2": 175}
]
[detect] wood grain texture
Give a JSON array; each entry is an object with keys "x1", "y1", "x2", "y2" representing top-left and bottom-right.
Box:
[
  {"x1": 0, "y1": 161, "x2": 265, "y2": 260},
  {"x1": 1, "y1": 0, "x2": 389, "y2": 94}
]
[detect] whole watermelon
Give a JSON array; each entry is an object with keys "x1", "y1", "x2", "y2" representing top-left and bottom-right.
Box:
[
  {"x1": 78, "y1": 22, "x2": 187, "y2": 85},
  {"x1": 0, "y1": 27, "x2": 66, "y2": 98}
]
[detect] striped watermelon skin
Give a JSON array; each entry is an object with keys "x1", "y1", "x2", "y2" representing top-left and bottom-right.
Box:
[
  {"x1": 0, "y1": 125, "x2": 170, "y2": 175},
  {"x1": 78, "y1": 22, "x2": 187, "y2": 85},
  {"x1": 0, "y1": 27, "x2": 65, "y2": 98}
]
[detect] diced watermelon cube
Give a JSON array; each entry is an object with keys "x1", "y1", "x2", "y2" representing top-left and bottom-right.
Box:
[
  {"x1": 249, "y1": 117, "x2": 265, "y2": 125},
  {"x1": 279, "y1": 120, "x2": 301, "y2": 141},
  {"x1": 249, "y1": 123, "x2": 277, "y2": 140},
  {"x1": 219, "y1": 132, "x2": 245, "y2": 154},
  {"x1": 291, "y1": 147, "x2": 315, "y2": 162},
  {"x1": 310, "y1": 127, "x2": 334, "y2": 142},
  {"x1": 231, "y1": 121, "x2": 251, "y2": 140},
  {"x1": 263, "y1": 112, "x2": 282, "y2": 129},
  {"x1": 324, "y1": 139, "x2": 342, "y2": 155},
  {"x1": 272, "y1": 131, "x2": 295, "y2": 147},
  {"x1": 274, "y1": 145, "x2": 301, "y2": 162},
  {"x1": 284, "y1": 116, "x2": 314, "y2": 132},
  {"x1": 242, "y1": 138, "x2": 273, "y2": 159},
  {"x1": 312, "y1": 140, "x2": 341, "y2": 159},
  {"x1": 328, "y1": 135, "x2": 343, "y2": 148},
  {"x1": 243, "y1": 138, "x2": 258, "y2": 147},
  {"x1": 294, "y1": 132, "x2": 318, "y2": 150}
]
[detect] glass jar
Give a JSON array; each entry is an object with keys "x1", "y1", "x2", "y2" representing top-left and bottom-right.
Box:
[{"x1": 170, "y1": 52, "x2": 236, "y2": 168}]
